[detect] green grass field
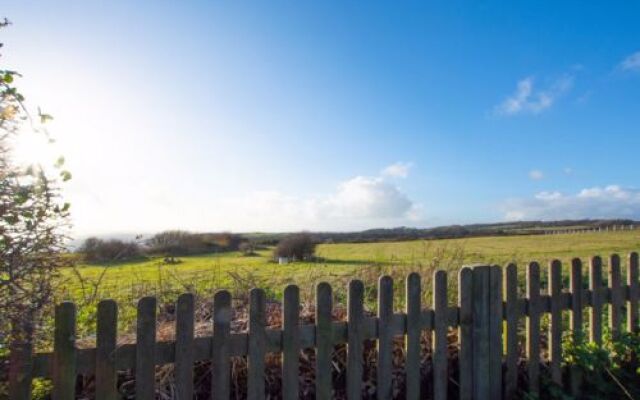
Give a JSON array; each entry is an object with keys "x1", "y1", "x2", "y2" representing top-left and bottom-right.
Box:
[{"x1": 54, "y1": 229, "x2": 640, "y2": 339}]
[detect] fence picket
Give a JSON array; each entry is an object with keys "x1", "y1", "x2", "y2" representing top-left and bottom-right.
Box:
[
  {"x1": 175, "y1": 293, "x2": 194, "y2": 400},
  {"x1": 212, "y1": 290, "x2": 232, "y2": 399},
  {"x1": 377, "y1": 276, "x2": 394, "y2": 400},
  {"x1": 504, "y1": 263, "x2": 518, "y2": 400},
  {"x1": 53, "y1": 302, "x2": 76, "y2": 400},
  {"x1": 609, "y1": 254, "x2": 623, "y2": 338},
  {"x1": 458, "y1": 267, "x2": 473, "y2": 400},
  {"x1": 569, "y1": 258, "x2": 583, "y2": 396},
  {"x1": 433, "y1": 270, "x2": 448, "y2": 400},
  {"x1": 489, "y1": 266, "x2": 503, "y2": 399},
  {"x1": 405, "y1": 272, "x2": 421, "y2": 400},
  {"x1": 315, "y1": 282, "x2": 333, "y2": 400},
  {"x1": 8, "y1": 333, "x2": 33, "y2": 400},
  {"x1": 549, "y1": 260, "x2": 562, "y2": 385},
  {"x1": 589, "y1": 256, "x2": 603, "y2": 346},
  {"x1": 526, "y1": 262, "x2": 541, "y2": 395},
  {"x1": 136, "y1": 297, "x2": 157, "y2": 400},
  {"x1": 96, "y1": 300, "x2": 118, "y2": 400},
  {"x1": 248, "y1": 288, "x2": 267, "y2": 400},
  {"x1": 472, "y1": 266, "x2": 490, "y2": 399},
  {"x1": 629, "y1": 253, "x2": 639, "y2": 333},
  {"x1": 347, "y1": 280, "x2": 365, "y2": 400},
  {"x1": 283, "y1": 285, "x2": 300, "y2": 400}
]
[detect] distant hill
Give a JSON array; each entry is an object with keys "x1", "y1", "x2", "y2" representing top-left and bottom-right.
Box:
[{"x1": 243, "y1": 219, "x2": 640, "y2": 245}]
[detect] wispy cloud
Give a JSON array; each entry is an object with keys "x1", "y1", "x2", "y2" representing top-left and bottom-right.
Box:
[
  {"x1": 494, "y1": 75, "x2": 573, "y2": 116},
  {"x1": 619, "y1": 51, "x2": 640, "y2": 72},
  {"x1": 529, "y1": 170, "x2": 544, "y2": 180},
  {"x1": 381, "y1": 162, "x2": 412, "y2": 178},
  {"x1": 503, "y1": 185, "x2": 640, "y2": 221}
]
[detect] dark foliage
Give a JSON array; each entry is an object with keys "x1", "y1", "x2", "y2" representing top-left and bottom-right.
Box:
[
  {"x1": 146, "y1": 230, "x2": 242, "y2": 256},
  {"x1": 273, "y1": 233, "x2": 316, "y2": 261},
  {"x1": 77, "y1": 237, "x2": 142, "y2": 263}
]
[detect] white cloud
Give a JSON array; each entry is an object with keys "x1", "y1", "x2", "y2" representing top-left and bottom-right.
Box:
[
  {"x1": 495, "y1": 75, "x2": 573, "y2": 116},
  {"x1": 620, "y1": 51, "x2": 640, "y2": 72},
  {"x1": 381, "y1": 162, "x2": 412, "y2": 178},
  {"x1": 503, "y1": 185, "x2": 640, "y2": 221},
  {"x1": 529, "y1": 170, "x2": 544, "y2": 180}
]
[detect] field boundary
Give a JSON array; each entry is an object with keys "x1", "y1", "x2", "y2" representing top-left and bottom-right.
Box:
[{"x1": 9, "y1": 253, "x2": 640, "y2": 399}]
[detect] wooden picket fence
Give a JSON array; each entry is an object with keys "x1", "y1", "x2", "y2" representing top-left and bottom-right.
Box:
[{"x1": 7, "y1": 253, "x2": 640, "y2": 400}]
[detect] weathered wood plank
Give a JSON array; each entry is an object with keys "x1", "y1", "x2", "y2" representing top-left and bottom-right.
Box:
[
  {"x1": 405, "y1": 272, "x2": 421, "y2": 400},
  {"x1": 347, "y1": 280, "x2": 365, "y2": 400},
  {"x1": 433, "y1": 270, "x2": 448, "y2": 400},
  {"x1": 283, "y1": 285, "x2": 300, "y2": 400},
  {"x1": 377, "y1": 276, "x2": 394, "y2": 400},
  {"x1": 629, "y1": 252, "x2": 639, "y2": 333},
  {"x1": 248, "y1": 288, "x2": 266, "y2": 400},
  {"x1": 609, "y1": 254, "x2": 623, "y2": 338},
  {"x1": 175, "y1": 293, "x2": 194, "y2": 400},
  {"x1": 136, "y1": 297, "x2": 157, "y2": 400},
  {"x1": 315, "y1": 282, "x2": 333, "y2": 400},
  {"x1": 96, "y1": 300, "x2": 118, "y2": 400},
  {"x1": 212, "y1": 290, "x2": 232, "y2": 399},
  {"x1": 8, "y1": 333, "x2": 33, "y2": 400},
  {"x1": 590, "y1": 256, "x2": 603, "y2": 346},
  {"x1": 504, "y1": 263, "x2": 518, "y2": 400},
  {"x1": 569, "y1": 258, "x2": 584, "y2": 396},
  {"x1": 53, "y1": 302, "x2": 76, "y2": 400},
  {"x1": 526, "y1": 262, "x2": 540, "y2": 395},
  {"x1": 472, "y1": 266, "x2": 490, "y2": 400},
  {"x1": 489, "y1": 266, "x2": 503, "y2": 399},
  {"x1": 549, "y1": 260, "x2": 562, "y2": 385},
  {"x1": 458, "y1": 267, "x2": 473, "y2": 400}
]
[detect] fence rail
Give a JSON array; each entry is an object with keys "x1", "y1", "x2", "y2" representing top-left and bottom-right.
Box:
[{"x1": 8, "y1": 253, "x2": 640, "y2": 399}]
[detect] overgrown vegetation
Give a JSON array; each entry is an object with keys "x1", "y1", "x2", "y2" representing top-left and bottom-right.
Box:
[
  {"x1": 78, "y1": 237, "x2": 143, "y2": 263},
  {"x1": 273, "y1": 232, "x2": 316, "y2": 261}
]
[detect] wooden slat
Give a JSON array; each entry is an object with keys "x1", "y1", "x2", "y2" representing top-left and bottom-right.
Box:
[
  {"x1": 526, "y1": 262, "x2": 540, "y2": 395},
  {"x1": 377, "y1": 276, "x2": 394, "y2": 400},
  {"x1": 405, "y1": 272, "x2": 421, "y2": 400},
  {"x1": 283, "y1": 285, "x2": 300, "y2": 400},
  {"x1": 548, "y1": 260, "x2": 562, "y2": 385},
  {"x1": 570, "y1": 259, "x2": 584, "y2": 341},
  {"x1": 629, "y1": 252, "x2": 640, "y2": 333},
  {"x1": 347, "y1": 280, "x2": 365, "y2": 400},
  {"x1": 8, "y1": 334, "x2": 33, "y2": 400},
  {"x1": 96, "y1": 300, "x2": 118, "y2": 400},
  {"x1": 53, "y1": 302, "x2": 76, "y2": 400},
  {"x1": 503, "y1": 263, "x2": 518, "y2": 400},
  {"x1": 175, "y1": 293, "x2": 194, "y2": 400},
  {"x1": 212, "y1": 290, "x2": 232, "y2": 399},
  {"x1": 248, "y1": 288, "x2": 266, "y2": 400},
  {"x1": 315, "y1": 282, "x2": 333, "y2": 400},
  {"x1": 136, "y1": 296, "x2": 157, "y2": 400},
  {"x1": 472, "y1": 266, "x2": 490, "y2": 399},
  {"x1": 609, "y1": 254, "x2": 623, "y2": 338},
  {"x1": 433, "y1": 270, "x2": 448, "y2": 400},
  {"x1": 458, "y1": 267, "x2": 473, "y2": 400},
  {"x1": 489, "y1": 266, "x2": 503, "y2": 399},
  {"x1": 589, "y1": 256, "x2": 603, "y2": 346}
]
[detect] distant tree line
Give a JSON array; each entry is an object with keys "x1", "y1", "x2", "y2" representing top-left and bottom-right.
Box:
[{"x1": 77, "y1": 231, "x2": 246, "y2": 263}]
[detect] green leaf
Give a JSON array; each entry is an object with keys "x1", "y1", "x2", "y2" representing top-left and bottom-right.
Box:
[
  {"x1": 3, "y1": 72, "x2": 13, "y2": 83},
  {"x1": 54, "y1": 156, "x2": 65, "y2": 168},
  {"x1": 60, "y1": 170, "x2": 72, "y2": 181}
]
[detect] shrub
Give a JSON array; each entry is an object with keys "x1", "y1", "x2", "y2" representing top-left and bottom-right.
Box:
[
  {"x1": 78, "y1": 237, "x2": 142, "y2": 263},
  {"x1": 146, "y1": 231, "x2": 243, "y2": 256},
  {"x1": 273, "y1": 233, "x2": 316, "y2": 261},
  {"x1": 239, "y1": 241, "x2": 257, "y2": 256}
]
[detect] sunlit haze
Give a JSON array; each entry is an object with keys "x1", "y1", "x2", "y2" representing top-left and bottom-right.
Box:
[{"x1": 3, "y1": 2, "x2": 640, "y2": 237}]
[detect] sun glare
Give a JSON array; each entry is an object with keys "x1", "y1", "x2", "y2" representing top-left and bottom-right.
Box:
[{"x1": 11, "y1": 130, "x2": 56, "y2": 169}]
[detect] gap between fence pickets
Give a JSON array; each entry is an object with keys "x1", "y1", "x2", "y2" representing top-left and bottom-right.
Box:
[{"x1": 28, "y1": 283, "x2": 633, "y2": 377}]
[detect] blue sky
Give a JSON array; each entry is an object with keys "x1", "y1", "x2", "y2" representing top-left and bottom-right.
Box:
[{"x1": 3, "y1": 1, "x2": 640, "y2": 235}]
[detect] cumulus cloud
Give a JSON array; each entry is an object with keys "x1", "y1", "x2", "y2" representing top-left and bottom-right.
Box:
[
  {"x1": 620, "y1": 51, "x2": 640, "y2": 72},
  {"x1": 503, "y1": 185, "x2": 640, "y2": 221},
  {"x1": 495, "y1": 75, "x2": 573, "y2": 116},
  {"x1": 529, "y1": 170, "x2": 544, "y2": 180},
  {"x1": 381, "y1": 162, "x2": 412, "y2": 178}
]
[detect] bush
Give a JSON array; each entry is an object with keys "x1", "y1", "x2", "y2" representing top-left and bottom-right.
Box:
[
  {"x1": 239, "y1": 241, "x2": 257, "y2": 256},
  {"x1": 78, "y1": 237, "x2": 142, "y2": 263},
  {"x1": 146, "y1": 231, "x2": 243, "y2": 256},
  {"x1": 273, "y1": 233, "x2": 316, "y2": 261}
]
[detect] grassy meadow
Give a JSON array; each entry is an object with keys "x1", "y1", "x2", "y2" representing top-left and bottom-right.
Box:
[{"x1": 53, "y1": 229, "x2": 640, "y2": 340}]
